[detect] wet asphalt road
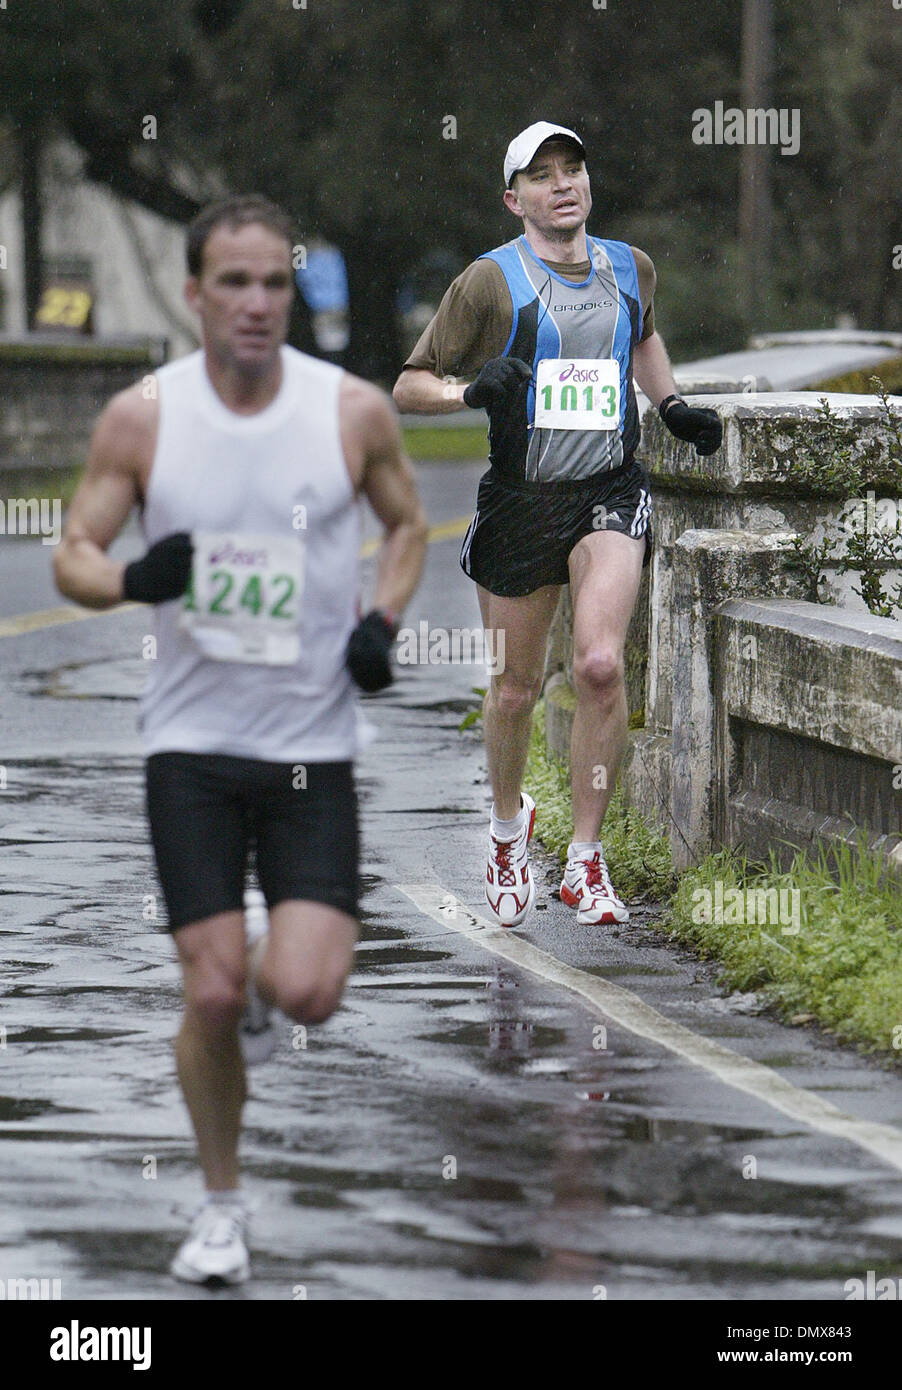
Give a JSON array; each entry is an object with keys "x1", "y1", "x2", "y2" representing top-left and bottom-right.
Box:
[{"x1": 3, "y1": 459, "x2": 902, "y2": 1302}]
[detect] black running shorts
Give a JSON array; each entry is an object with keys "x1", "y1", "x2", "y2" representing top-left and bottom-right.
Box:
[
  {"x1": 145, "y1": 752, "x2": 359, "y2": 931},
  {"x1": 459, "y1": 457, "x2": 653, "y2": 597}
]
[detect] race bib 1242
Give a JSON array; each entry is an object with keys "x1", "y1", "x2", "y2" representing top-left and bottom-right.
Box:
[{"x1": 179, "y1": 531, "x2": 305, "y2": 665}]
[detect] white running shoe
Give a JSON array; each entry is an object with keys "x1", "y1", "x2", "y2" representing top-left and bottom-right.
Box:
[
  {"x1": 170, "y1": 1197, "x2": 250, "y2": 1285},
  {"x1": 240, "y1": 888, "x2": 277, "y2": 1066},
  {"x1": 560, "y1": 845, "x2": 629, "y2": 925},
  {"x1": 485, "y1": 792, "x2": 537, "y2": 928}
]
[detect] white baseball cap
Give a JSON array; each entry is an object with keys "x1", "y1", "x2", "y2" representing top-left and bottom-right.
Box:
[{"x1": 503, "y1": 121, "x2": 587, "y2": 187}]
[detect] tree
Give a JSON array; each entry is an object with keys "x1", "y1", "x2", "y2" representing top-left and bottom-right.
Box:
[{"x1": 2, "y1": 0, "x2": 897, "y2": 372}]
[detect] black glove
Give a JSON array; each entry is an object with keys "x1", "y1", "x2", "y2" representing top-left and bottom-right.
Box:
[
  {"x1": 658, "y1": 396, "x2": 722, "y2": 456},
  {"x1": 346, "y1": 610, "x2": 397, "y2": 693},
  {"x1": 122, "y1": 531, "x2": 193, "y2": 603},
  {"x1": 463, "y1": 356, "x2": 533, "y2": 410}
]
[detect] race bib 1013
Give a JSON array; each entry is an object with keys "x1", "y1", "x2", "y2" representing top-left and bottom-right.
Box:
[
  {"x1": 534, "y1": 358, "x2": 621, "y2": 431},
  {"x1": 179, "y1": 531, "x2": 305, "y2": 665}
]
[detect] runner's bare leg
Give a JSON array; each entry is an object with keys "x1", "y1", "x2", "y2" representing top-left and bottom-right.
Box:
[
  {"x1": 567, "y1": 530, "x2": 645, "y2": 843},
  {"x1": 174, "y1": 901, "x2": 357, "y2": 1190},
  {"x1": 173, "y1": 912, "x2": 247, "y2": 1191},
  {"x1": 477, "y1": 583, "x2": 561, "y2": 820}
]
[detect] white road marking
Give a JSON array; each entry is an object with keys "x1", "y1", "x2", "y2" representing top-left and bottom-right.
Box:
[{"x1": 398, "y1": 883, "x2": 902, "y2": 1177}]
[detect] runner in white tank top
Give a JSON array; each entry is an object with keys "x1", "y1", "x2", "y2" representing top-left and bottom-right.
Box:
[
  {"x1": 54, "y1": 195, "x2": 428, "y2": 1285},
  {"x1": 140, "y1": 342, "x2": 364, "y2": 764}
]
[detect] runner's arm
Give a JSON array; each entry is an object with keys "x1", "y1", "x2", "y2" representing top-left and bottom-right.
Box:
[
  {"x1": 393, "y1": 261, "x2": 511, "y2": 414},
  {"x1": 355, "y1": 387, "x2": 429, "y2": 618},
  {"x1": 53, "y1": 389, "x2": 148, "y2": 609},
  {"x1": 392, "y1": 368, "x2": 468, "y2": 414},
  {"x1": 635, "y1": 329, "x2": 722, "y2": 454},
  {"x1": 632, "y1": 330, "x2": 679, "y2": 409}
]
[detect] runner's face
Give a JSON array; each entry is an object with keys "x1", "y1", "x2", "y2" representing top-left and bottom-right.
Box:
[
  {"x1": 186, "y1": 223, "x2": 294, "y2": 372},
  {"x1": 505, "y1": 141, "x2": 591, "y2": 238}
]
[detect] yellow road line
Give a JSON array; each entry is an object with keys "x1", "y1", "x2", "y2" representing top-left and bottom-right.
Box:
[
  {"x1": 0, "y1": 518, "x2": 473, "y2": 640},
  {"x1": 0, "y1": 603, "x2": 138, "y2": 639},
  {"x1": 360, "y1": 514, "x2": 471, "y2": 558},
  {"x1": 424, "y1": 515, "x2": 473, "y2": 543},
  {"x1": 399, "y1": 883, "x2": 902, "y2": 1178}
]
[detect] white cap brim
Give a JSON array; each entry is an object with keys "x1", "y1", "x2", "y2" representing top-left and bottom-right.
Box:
[{"x1": 503, "y1": 121, "x2": 586, "y2": 186}]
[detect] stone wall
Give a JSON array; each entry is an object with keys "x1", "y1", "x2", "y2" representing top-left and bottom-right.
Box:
[
  {"x1": 713, "y1": 598, "x2": 902, "y2": 870},
  {"x1": 544, "y1": 373, "x2": 767, "y2": 721},
  {"x1": 0, "y1": 335, "x2": 168, "y2": 492},
  {"x1": 544, "y1": 391, "x2": 902, "y2": 871}
]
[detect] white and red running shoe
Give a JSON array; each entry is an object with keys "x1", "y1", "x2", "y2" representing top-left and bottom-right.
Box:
[
  {"x1": 560, "y1": 844, "x2": 629, "y2": 925},
  {"x1": 485, "y1": 792, "x2": 537, "y2": 927}
]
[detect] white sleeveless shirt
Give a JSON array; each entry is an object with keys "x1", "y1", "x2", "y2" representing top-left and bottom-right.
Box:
[{"x1": 139, "y1": 346, "x2": 363, "y2": 762}]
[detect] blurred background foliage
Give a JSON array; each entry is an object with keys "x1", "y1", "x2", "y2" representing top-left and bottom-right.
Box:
[{"x1": 0, "y1": 0, "x2": 899, "y2": 380}]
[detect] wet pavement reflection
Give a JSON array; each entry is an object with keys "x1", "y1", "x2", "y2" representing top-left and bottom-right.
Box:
[{"x1": 3, "y1": 486, "x2": 902, "y2": 1300}]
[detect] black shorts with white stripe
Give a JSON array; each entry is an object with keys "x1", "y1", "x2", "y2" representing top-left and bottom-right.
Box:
[{"x1": 459, "y1": 456, "x2": 653, "y2": 598}]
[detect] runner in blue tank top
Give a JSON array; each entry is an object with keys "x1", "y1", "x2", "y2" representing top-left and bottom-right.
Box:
[{"x1": 394, "y1": 122, "x2": 722, "y2": 930}]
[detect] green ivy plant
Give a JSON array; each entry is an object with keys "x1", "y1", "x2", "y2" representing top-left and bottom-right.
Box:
[
  {"x1": 785, "y1": 379, "x2": 902, "y2": 618},
  {"x1": 458, "y1": 687, "x2": 487, "y2": 731}
]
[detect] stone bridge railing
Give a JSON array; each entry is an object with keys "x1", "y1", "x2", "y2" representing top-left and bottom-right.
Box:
[
  {"x1": 544, "y1": 392, "x2": 902, "y2": 871},
  {"x1": 0, "y1": 335, "x2": 168, "y2": 493}
]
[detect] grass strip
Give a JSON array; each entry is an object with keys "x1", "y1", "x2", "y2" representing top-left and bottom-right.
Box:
[
  {"x1": 0, "y1": 424, "x2": 487, "y2": 508},
  {"x1": 402, "y1": 426, "x2": 488, "y2": 460},
  {"x1": 521, "y1": 701, "x2": 902, "y2": 1058},
  {"x1": 0, "y1": 466, "x2": 82, "y2": 507},
  {"x1": 522, "y1": 704, "x2": 675, "y2": 901}
]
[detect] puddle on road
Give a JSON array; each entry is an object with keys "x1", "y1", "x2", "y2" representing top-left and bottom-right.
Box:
[
  {"x1": 353, "y1": 976, "x2": 493, "y2": 991},
  {"x1": 0, "y1": 1096, "x2": 82, "y2": 1121},
  {"x1": 489, "y1": 1020, "x2": 534, "y2": 1052},
  {"x1": 353, "y1": 946, "x2": 452, "y2": 967},
  {"x1": 419, "y1": 1020, "x2": 563, "y2": 1052},
  {"x1": 618, "y1": 1115, "x2": 773, "y2": 1145},
  {"x1": 5, "y1": 983, "x2": 152, "y2": 998},
  {"x1": 3, "y1": 775, "x2": 901, "y2": 1301},
  {"x1": 11, "y1": 1027, "x2": 142, "y2": 1044},
  {"x1": 19, "y1": 658, "x2": 144, "y2": 702}
]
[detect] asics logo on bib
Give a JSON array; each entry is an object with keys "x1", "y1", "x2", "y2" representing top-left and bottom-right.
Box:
[
  {"x1": 557, "y1": 363, "x2": 601, "y2": 382},
  {"x1": 208, "y1": 540, "x2": 272, "y2": 567}
]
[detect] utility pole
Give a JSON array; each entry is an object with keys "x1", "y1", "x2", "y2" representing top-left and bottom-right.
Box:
[
  {"x1": 20, "y1": 118, "x2": 44, "y2": 330},
  {"x1": 739, "y1": 0, "x2": 773, "y2": 333}
]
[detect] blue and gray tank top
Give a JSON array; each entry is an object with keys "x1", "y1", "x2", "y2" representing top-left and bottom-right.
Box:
[{"x1": 479, "y1": 235, "x2": 643, "y2": 482}]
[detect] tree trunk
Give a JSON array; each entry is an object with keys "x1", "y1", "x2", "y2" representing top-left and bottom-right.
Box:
[
  {"x1": 287, "y1": 286, "x2": 317, "y2": 358},
  {"x1": 739, "y1": 0, "x2": 773, "y2": 332},
  {"x1": 20, "y1": 121, "x2": 43, "y2": 329},
  {"x1": 342, "y1": 232, "x2": 403, "y2": 387}
]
